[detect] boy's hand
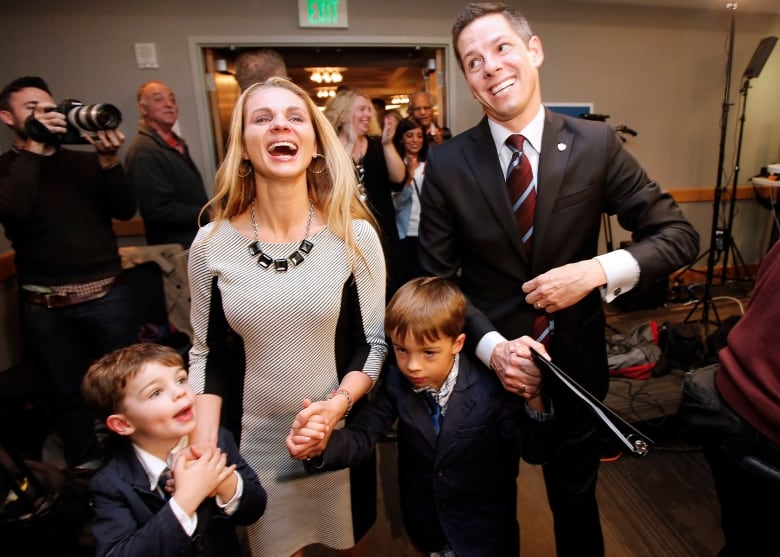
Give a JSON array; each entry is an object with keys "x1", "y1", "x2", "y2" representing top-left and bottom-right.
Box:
[
  {"x1": 286, "y1": 399, "x2": 330, "y2": 460},
  {"x1": 170, "y1": 446, "x2": 236, "y2": 515}
]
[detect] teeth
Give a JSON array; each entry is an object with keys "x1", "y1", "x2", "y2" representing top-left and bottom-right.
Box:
[
  {"x1": 269, "y1": 141, "x2": 298, "y2": 153},
  {"x1": 491, "y1": 79, "x2": 515, "y2": 96}
]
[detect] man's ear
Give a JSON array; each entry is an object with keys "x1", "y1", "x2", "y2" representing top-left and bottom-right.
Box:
[
  {"x1": 0, "y1": 110, "x2": 14, "y2": 127},
  {"x1": 528, "y1": 35, "x2": 545, "y2": 68},
  {"x1": 106, "y1": 414, "x2": 135, "y2": 436}
]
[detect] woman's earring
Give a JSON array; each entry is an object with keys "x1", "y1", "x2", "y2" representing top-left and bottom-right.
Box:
[
  {"x1": 308, "y1": 153, "x2": 327, "y2": 175},
  {"x1": 238, "y1": 159, "x2": 253, "y2": 178}
]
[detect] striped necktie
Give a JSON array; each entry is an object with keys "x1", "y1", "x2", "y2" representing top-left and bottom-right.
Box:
[
  {"x1": 506, "y1": 134, "x2": 552, "y2": 347},
  {"x1": 505, "y1": 134, "x2": 536, "y2": 253}
]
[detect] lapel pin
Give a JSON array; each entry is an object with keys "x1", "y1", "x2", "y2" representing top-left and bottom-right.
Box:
[{"x1": 557, "y1": 142, "x2": 567, "y2": 151}]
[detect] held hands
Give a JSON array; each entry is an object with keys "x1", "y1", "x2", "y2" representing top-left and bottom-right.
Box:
[
  {"x1": 490, "y1": 335, "x2": 547, "y2": 402},
  {"x1": 168, "y1": 445, "x2": 236, "y2": 515},
  {"x1": 522, "y1": 259, "x2": 606, "y2": 313},
  {"x1": 285, "y1": 397, "x2": 348, "y2": 460}
]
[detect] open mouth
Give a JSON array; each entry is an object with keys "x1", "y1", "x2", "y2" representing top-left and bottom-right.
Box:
[
  {"x1": 491, "y1": 78, "x2": 515, "y2": 96},
  {"x1": 268, "y1": 141, "x2": 299, "y2": 157},
  {"x1": 174, "y1": 404, "x2": 193, "y2": 421}
]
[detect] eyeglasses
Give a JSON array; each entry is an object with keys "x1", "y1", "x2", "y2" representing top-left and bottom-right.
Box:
[{"x1": 411, "y1": 105, "x2": 432, "y2": 112}]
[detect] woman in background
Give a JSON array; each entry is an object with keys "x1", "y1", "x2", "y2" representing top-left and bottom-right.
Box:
[
  {"x1": 325, "y1": 89, "x2": 405, "y2": 297},
  {"x1": 187, "y1": 77, "x2": 388, "y2": 557},
  {"x1": 392, "y1": 117, "x2": 428, "y2": 285}
]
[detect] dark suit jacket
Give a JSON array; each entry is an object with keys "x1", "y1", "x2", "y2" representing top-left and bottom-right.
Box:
[
  {"x1": 419, "y1": 111, "x2": 699, "y2": 402},
  {"x1": 88, "y1": 428, "x2": 266, "y2": 557},
  {"x1": 313, "y1": 354, "x2": 554, "y2": 557}
]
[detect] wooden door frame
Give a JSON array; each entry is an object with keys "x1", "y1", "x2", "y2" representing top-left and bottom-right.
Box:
[{"x1": 187, "y1": 34, "x2": 452, "y2": 180}]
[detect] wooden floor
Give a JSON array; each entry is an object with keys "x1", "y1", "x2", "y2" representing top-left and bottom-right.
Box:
[
  {"x1": 306, "y1": 278, "x2": 754, "y2": 557},
  {"x1": 2, "y1": 279, "x2": 752, "y2": 556}
]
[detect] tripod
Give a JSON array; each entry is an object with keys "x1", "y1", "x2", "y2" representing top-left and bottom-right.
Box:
[
  {"x1": 720, "y1": 35, "x2": 778, "y2": 283},
  {"x1": 684, "y1": 3, "x2": 739, "y2": 331}
]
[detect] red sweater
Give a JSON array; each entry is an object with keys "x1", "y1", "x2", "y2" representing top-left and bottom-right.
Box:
[{"x1": 717, "y1": 240, "x2": 780, "y2": 445}]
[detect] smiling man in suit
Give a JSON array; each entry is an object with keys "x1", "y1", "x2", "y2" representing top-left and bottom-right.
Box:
[{"x1": 418, "y1": 3, "x2": 699, "y2": 556}]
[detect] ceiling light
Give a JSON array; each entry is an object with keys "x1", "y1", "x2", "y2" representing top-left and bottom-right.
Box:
[{"x1": 305, "y1": 67, "x2": 346, "y2": 84}]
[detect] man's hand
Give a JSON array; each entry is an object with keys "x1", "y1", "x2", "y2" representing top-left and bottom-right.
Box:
[
  {"x1": 522, "y1": 259, "x2": 606, "y2": 313},
  {"x1": 428, "y1": 126, "x2": 444, "y2": 145},
  {"x1": 83, "y1": 128, "x2": 125, "y2": 169},
  {"x1": 23, "y1": 102, "x2": 66, "y2": 153},
  {"x1": 489, "y1": 335, "x2": 548, "y2": 400}
]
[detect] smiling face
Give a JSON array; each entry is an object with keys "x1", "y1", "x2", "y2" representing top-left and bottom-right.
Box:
[
  {"x1": 401, "y1": 126, "x2": 424, "y2": 157},
  {"x1": 242, "y1": 85, "x2": 317, "y2": 181},
  {"x1": 350, "y1": 95, "x2": 374, "y2": 138},
  {"x1": 457, "y1": 12, "x2": 544, "y2": 131},
  {"x1": 391, "y1": 331, "x2": 465, "y2": 391},
  {"x1": 109, "y1": 362, "x2": 195, "y2": 459}
]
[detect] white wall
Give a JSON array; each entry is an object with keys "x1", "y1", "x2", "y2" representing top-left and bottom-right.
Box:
[{"x1": 1, "y1": 0, "x2": 779, "y2": 260}]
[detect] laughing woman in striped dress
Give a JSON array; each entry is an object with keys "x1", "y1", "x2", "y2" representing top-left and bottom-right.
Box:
[{"x1": 187, "y1": 77, "x2": 387, "y2": 557}]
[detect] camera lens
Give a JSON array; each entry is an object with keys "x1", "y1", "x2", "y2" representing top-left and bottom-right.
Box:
[{"x1": 67, "y1": 103, "x2": 122, "y2": 132}]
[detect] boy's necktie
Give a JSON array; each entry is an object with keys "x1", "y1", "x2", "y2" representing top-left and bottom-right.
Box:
[
  {"x1": 157, "y1": 467, "x2": 171, "y2": 501},
  {"x1": 421, "y1": 391, "x2": 442, "y2": 435}
]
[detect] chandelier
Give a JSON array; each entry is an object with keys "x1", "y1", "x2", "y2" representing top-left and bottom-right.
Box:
[
  {"x1": 315, "y1": 87, "x2": 338, "y2": 99},
  {"x1": 305, "y1": 67, "x2": 346, "y2": 84}
]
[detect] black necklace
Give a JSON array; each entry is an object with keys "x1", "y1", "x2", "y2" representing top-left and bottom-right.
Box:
[{"x1": 247, "y1": 200, "x2": 314, "y2": 272}]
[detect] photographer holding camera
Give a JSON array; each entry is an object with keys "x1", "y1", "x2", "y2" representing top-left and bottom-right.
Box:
[{"x1": 0, "y1": 76, "x2": 137, "y2": 472}]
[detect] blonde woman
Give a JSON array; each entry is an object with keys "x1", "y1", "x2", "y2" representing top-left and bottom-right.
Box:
[
  {"x1": 324, "y1": 88, "x2": 405, "y2": 297},
  {"x1": 187, "y1": 77, "x2": 388, "y2": 557}
]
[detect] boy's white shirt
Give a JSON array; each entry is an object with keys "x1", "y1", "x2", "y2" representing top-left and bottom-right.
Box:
[{"x1": 133, "y1": 436, "x2": 243, "y2": 536}]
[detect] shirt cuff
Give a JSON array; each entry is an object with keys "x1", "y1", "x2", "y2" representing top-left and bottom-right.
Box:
[
  {"x1": 169, "y1": 497, "x2": 198, "y2": 536},
  {"x1": 215, "y1": 471, "x2": 243, "y2": 516},
  {"x1": 595, "y1": 249, "x2": 640, "y2": 302},
  {"x1": 476, "y1": 331, "x2": 507, "y2": 369},
  {"x1": 525, "y1": 398, "x2": 554, "y2": 422}
]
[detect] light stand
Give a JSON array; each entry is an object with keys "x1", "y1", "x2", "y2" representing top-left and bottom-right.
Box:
[
  {"x1": 684, "y1": 2, "x2": 738, "y2": 331},
  {"x1": 719, "y1": 36, "x2": 778, "y2": 283}
]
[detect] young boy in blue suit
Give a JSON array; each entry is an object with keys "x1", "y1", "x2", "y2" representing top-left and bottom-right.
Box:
[
  {"x1": 81, "y1": 343, "x2": 266, "y2": 557},
  {"x1": 287, "y1": 277, "x2": 554, "y2": 556}
]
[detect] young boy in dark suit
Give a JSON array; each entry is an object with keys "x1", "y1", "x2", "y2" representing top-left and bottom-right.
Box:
[
  {"x1": 81, "y1": 343, "x2": 266, "y2": 557},
  {"x1": 287, "y1": 277, "x2": 554, "y2": 556}
]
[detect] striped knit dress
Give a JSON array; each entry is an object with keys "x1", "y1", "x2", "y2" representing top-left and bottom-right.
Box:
[{"x1": 188, "y1": 218, "x2": 387, "y2": 556}]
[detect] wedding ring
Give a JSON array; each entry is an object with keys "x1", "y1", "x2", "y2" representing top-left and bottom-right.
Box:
[
  {"x1": 518, "y1": 383, "x2": 527, "y2": 394},
  {"x1": 535, "y1": 302, "x2": 542, "y2": 310}
]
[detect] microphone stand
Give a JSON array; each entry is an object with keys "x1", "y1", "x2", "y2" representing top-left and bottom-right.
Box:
[
  {"x1": 720, "y1": 35, "x2": 778, "y2": 283},
  {"x1": 684, "y1": 2, "x2": 738, "y2": 331},
  {"x1": 719, "y1": 76, "x2": 752, "y2": 283}
]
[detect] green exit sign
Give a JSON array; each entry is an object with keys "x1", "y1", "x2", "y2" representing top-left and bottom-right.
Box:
[{"x1": 298, "y1": 0, "x2": 348, "y2": 28}]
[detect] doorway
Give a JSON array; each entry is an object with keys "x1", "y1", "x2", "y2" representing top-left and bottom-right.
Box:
[{"x1": 200, "y1": 44, "x2": 447, "y2": 166}]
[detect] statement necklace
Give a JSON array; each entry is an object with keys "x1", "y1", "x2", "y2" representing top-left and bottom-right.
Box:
[{"x1": 247, "y1": 200, "x2": 314, "y2": 272}]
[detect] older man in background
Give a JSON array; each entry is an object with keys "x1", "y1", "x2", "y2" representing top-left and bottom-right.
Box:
[{"x1": 125, "y1": 80, "x2": 209, "y2": 248}]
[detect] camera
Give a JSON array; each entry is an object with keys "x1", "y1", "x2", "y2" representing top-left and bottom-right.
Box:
[{"x1": 25, "y1": 99, "x2": 122, "y2": 145}]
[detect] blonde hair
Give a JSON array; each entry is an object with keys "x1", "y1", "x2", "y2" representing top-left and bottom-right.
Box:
[
  {"x1": 201, "y1": 77, "x2": 376, "y2": 258},
  {"x1": 323, "y1": 88, "x2": 382, "y2": 138},
  {"x1": 385, "y1": 277, "x2": 466, "y2": 345}
]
